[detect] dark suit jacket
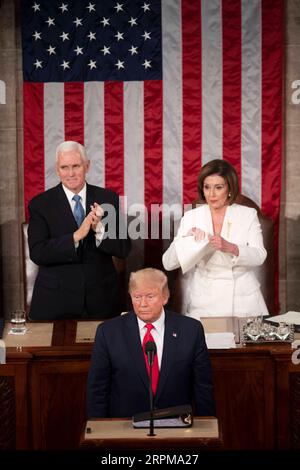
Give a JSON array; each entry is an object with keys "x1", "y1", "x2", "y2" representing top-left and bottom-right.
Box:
[
  {"x1": 87, "y1": 310, "x2": 215, "y2": 418},
  {"x1": 28, "y1": 183, "x2": 131, "y2": 320}
]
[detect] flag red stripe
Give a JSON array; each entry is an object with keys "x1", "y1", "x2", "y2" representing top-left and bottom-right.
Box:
[
  {"x1": 64, "y1": 82, "x2": 84, "y2": 144},
  {"x1": 144, "y1": 80, "x2": 163, "y2": 209},
  {"x1": 261, "y1": 0, "x2": 283, "y2": 313},
  {"x1": 222, "y1": 0, "x2": 242, "y2": 180},
  {"x1": 261, "y1": 0, "x2": 283, "y2": 221},
  {"x1": 104, "y1": 81, "x2": 124, "y2": 195},
  {"x1": 23, "y1": 82, "x2": 45, "y2": 220},
  {"x1": 144, "y1": 80, "x2": 163, "y2": 268},
  {"x1": 182, "y1": 0, "x2": 202, "y2": 204}
]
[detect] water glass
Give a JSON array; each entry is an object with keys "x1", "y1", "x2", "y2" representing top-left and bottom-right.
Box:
[{"x1": 10, "y1": 310, "x2": 27, "y2": 334}]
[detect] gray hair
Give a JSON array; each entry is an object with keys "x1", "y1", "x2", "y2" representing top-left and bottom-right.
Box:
[
  {"x1": 55, "y1": 141, "x2": 88, "y2": 162},
  {"x1": 129, "y1": 268, "x2": 170, "y2": 299}
]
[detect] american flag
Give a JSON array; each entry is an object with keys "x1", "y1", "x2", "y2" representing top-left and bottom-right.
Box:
[{"x1": 21, "y1": 0, "x2": 283, "y2": 307}]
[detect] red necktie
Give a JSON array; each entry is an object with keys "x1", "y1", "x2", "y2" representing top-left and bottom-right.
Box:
[{"x1": 142, "y1": 323, "x2": 159, "y2": 395}]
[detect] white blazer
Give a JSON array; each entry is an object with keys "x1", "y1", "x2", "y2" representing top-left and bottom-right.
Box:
[{"x1": 162, "y1": 204, "x2": 269, "y2": 318}]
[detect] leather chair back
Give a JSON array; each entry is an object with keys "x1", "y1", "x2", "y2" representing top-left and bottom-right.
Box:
[{"x1": 22, "y1": 223, "x2": 38, "y2": 313}]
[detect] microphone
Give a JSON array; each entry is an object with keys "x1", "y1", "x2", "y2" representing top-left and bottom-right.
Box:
[
  {"x1": 145, "y1": 340, "x2": 157, "y2": 367},
  {"x1": 144, "y1": 340, "x2": 157, "y2": 437}
]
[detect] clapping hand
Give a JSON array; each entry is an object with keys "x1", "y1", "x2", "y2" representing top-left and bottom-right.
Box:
[
  {"x1": 90, "y1": 203, "x2": 103, "y2": 232},
  {"x1": 73, "y1": 203, "x2": 104, "y2": 243}
]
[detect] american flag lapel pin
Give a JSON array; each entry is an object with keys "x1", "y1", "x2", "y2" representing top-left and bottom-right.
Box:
[{"x1": 227, "y1": 221, "x2": 232, "y2": 238}]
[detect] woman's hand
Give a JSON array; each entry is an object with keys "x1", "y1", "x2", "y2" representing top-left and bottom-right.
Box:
[
  {"x1": 184, "y1": 227, "x2": 206, "y2": 241},
  {"x1": 208, "y1": 235, "x2": 239, "y2": 256}
]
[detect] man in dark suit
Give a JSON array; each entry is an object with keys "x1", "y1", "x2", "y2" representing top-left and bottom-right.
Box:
[
  {"x1": 28, "y1": 141, "x2": 131, "y2": 320},
  {"x1": 87, "y1": 268, "x2": 215, "y2": 418}
]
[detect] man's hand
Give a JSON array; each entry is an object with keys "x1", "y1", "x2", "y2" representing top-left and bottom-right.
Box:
[
  {"x1": 73, "y1": 203, "x2": 104, "y2": 244},
  {"x1": 90, "y1": 203, "x2": 103, "y2": 233},
  {"x1": 184, "y1": 227, "x2": 206, "y2": 242},
  {"x1": 208, "y1": 235, "x2": 239, "y2": 256},
  {"x1": 73, "y1": 211, "x2": 96, "y2": 243}
]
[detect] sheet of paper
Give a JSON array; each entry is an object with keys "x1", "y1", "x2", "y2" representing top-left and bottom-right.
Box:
[
  {"x1": 267, "y1": 311, "x2": 300, "y2": 326},
  {"x1": 205, "y1": 332, "x2": 236, "y2": 349},
  {"x1": 175, "y1": 237, "x2": 214, "y2": 274}
]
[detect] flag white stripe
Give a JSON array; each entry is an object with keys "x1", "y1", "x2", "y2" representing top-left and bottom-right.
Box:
[
  {"x1": 84, "y1": 82, "x2": 105, "y2": 187},
  {"x1": 162, "y1": 0, "x2": 183, "y2": 209},
  {"x1": 201, "y1": 0, "x2": 223, "y2": 163},
  {"x1": 241, "y1": 0, "x2": 262, "y2": 206},
  {"x1": 124, "y1": 81, "x2": 144, "y2": 209},
  {"x1": 44, "y1": 83, "x2": 64, "y2": 189}
]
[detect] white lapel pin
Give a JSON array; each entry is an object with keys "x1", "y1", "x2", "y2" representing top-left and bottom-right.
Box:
[{"x1": 172, "y1": 332, "x2": 177, "y2": 338}]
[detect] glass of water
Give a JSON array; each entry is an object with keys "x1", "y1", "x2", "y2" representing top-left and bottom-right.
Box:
[{"x1": 10, "y1": 310, "x2": 27, "y2": 334}]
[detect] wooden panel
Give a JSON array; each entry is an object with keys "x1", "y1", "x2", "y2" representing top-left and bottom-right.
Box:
[
  {"x1": 0, "y1": 376, "x2": 15, "y2": 449},
  {"x1": 275, "y1": 349, "x2": 300, "y2": 449},
  {"x1": 211, "y1": 352, "x2": 275, "y2": 449},
  {"x1": 0, "y1": 355, "x2": 31, "y2": 449},
  {"x1": 30, "y1": 358, "x2": 90, "y2": 449},
  {"x1": 290, "y1": 372, "x2": 300, "y2": 449}
]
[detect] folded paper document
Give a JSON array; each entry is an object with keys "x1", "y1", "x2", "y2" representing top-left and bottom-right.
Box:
[{"x1": 132, "y1": 404, "x2": 193, "y2": 428}]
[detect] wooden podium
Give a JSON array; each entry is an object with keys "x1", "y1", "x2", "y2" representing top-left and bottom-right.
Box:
[{"x1": 80, "y1": 417, "x2": 222, "y2": 451}]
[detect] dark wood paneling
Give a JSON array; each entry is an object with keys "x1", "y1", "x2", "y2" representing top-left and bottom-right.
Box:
[
  {"x1": 30, "y1": 355, "x2": 90, "y2": 449},
  {"x1": 290, "y1": 372, "x2": 300, "y2": 449},
  {"x1": 3, "y1": 323, "x2": 300, "y2": 450},
  {"x1": 0, "y1": 355, "x2": 31, "y2": 449},
  {"x1": 0, "y1": 376, "x2": 15, "y2": 449},
  {"x1": 212, "y1": 353, "x2": 275, "y2": 449}
]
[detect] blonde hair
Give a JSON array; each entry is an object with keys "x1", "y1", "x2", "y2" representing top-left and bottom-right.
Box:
[{"x1": 129, "y1": 268, "x2": 170, "y2": 299}]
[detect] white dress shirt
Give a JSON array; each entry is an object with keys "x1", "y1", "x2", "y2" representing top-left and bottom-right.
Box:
[
  {"x1": 62, "y1": 183, "x2": 87, "y2": 216},
  {"x1": 137, "y1": 309, "x2": 165, "y2": 369}
]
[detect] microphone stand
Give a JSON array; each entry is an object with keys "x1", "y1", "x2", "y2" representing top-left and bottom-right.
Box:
[{"x1": 148, "y1": 354, "x2": 156, "y2": 437}]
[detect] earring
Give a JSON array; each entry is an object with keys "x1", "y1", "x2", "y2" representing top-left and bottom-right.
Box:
[{"x1": 228, "y1": 192, "x2": 231, "y2": 197}]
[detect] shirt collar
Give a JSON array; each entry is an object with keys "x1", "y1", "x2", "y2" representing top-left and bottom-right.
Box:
[
  {"x1": 62, "y1": 183, "x2": 87, "y2": 206},
  {"x1": 137, "y1": 309, "x2": 165, "y2": 336}
]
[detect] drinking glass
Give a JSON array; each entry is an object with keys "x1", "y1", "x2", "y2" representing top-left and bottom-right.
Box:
[
  {"x1": 245, "y1": 316, "x2": 262, "y2": 341},
  {"x1": 10, "y1": 310, "x2": 27, "y2": 334}
]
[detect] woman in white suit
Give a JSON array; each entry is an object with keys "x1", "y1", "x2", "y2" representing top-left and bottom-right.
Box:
[{"x1": 162, "y1": 159, "x2": 268, "y2": 319}]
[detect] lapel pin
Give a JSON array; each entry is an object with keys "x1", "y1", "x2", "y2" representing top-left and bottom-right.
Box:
[{"x1": 172, "y1": 332, "x2": 177, "y2": 338}]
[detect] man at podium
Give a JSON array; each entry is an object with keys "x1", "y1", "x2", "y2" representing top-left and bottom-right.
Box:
[{"x1": 87, "y1": 268, "x2": 215, "y2": 419}]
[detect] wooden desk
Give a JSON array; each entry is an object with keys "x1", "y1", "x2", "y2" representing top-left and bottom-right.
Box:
[
  {"x1": 80, "y1": 418, "x2": 222, "y2": 450},
  {"x1": 1, "y1": 320, "x2": 300, "y2": 450}
]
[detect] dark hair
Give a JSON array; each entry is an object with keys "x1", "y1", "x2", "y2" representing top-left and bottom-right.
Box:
[{"x1": 197, "y1": 159, "x2": 239, "y2": 204}]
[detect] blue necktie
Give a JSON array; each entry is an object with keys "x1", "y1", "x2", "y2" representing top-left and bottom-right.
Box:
[{"x1": 72, "y1": 195, "x2": 85, "y2": 227}]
